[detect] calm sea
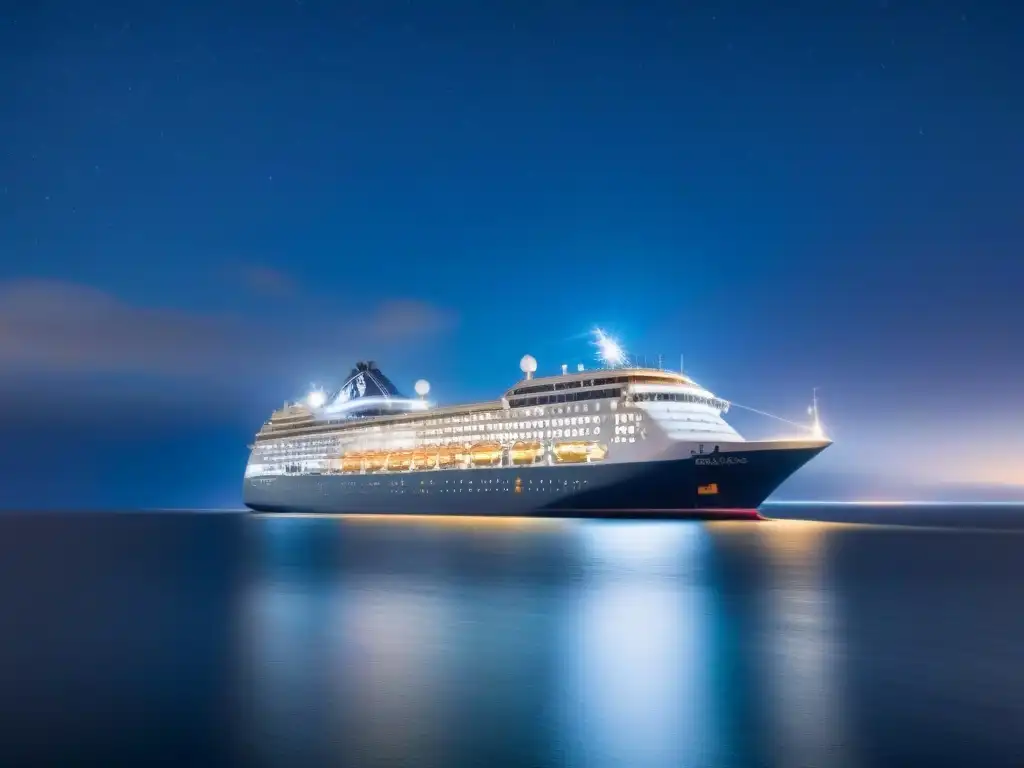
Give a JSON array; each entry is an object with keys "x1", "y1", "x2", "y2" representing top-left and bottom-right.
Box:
[{"x1": 1, "y1": 505, "x2": 1022, "y2": 767}]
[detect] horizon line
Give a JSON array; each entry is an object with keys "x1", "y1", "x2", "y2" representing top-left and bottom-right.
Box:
[{"x1": 764, "y1": 500, "x2": 1024, "y2": 506}]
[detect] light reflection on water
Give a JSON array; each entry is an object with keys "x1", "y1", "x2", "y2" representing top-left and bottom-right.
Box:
[
  {"x1": 754, "y1": 522, "x2": 854, "y2": 768},
  {"x1": 236, "y1": 519, "x2": 838, "y2": 766},
  {"x1": 4, "y1": 512, "x2": 1022, "y2": 765},
  {"x1": 229, "y1": 514, "x2": 1024, "y2": 767},
  {"x1": 564, "y1": 523, "x2": 717, "y2": 767}
]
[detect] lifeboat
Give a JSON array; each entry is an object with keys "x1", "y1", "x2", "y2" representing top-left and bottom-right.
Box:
[
  {"x1": 437, "y1": 444, "x2": 464, "y2": 468},
  {"x1": 552, "y1": 441, "x2": 608, "y2": 463},
  {"x1": 362, "y1": 451, "x2": 387, "y2": 472},
  {"x1": 340, "y1": 452, "x2": 364, "y2": 472},
  {"x1": 510, "y1": 441, "x2": 543, "y2": 465},
  {"x1": 436, "y1": 447, "x2": 453, "y2": 468},
  {"x1": 421, "y1": 448, "x2": 442, "y2": 473},
  {"x1": 469, "y1": 441, "x2": 503, "y2": 467},
  {"x1": 386, "y1": 450, "x2": 415, "y2": 471},
  {"x1": 411, "y1": 449, "x2": 433, "y2": 470}
]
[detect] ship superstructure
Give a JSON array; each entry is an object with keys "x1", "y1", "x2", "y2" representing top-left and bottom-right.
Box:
[{"x1": 244, "y1": 349, "x2": 830, "y2": 517}]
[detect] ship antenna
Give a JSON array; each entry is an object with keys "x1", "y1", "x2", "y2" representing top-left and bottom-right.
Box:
[{"x1": 809, "y1": 387, "x2": 824, "y2": 438}]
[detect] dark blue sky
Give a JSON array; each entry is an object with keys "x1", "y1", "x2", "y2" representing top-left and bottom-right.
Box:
[{"x1": 3, "y1": 0, "x2": 1022, "y2": 507}]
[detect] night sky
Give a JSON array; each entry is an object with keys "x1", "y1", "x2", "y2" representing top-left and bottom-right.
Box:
[{"x1": 3, "y1": 1, "x2": 1022, "y2": 508}]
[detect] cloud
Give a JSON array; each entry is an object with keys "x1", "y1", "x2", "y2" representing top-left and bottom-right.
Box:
[
  {"x1": 0, "y1": 280, "x2": 237, "y2": 377},
  {"x1": 0, "y1": 279, "x2": 456, "y2": 382},
  {"x1": 238, "y1": 265, "x2": 299, "y2": 298},
  {"x1": 365, "y1": 299, "x2": 457, "y2": 340}
]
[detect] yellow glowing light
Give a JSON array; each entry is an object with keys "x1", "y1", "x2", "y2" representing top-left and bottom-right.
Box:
[{"x1": 254, "y1": 512, "x2": 562, "y2": 528}]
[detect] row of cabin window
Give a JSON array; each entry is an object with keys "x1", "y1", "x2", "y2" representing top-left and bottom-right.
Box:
[
  {"x1": 510, "y1": 377, "x2": 631, "y2": 396},
  {"x1": 509, "y1": 387, "x2": 622, "y2": 408},
  {"x1": 260, "y1": 389, "x2": 619, "y2": 442},
  {"x1": 633, "y1": 392, "x2": 727, "y2": 409}
]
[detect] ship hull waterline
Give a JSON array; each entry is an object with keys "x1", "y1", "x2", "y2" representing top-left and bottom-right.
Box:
[{"x1": 244, "y1": 442, "x2": 827, "y2": 520}]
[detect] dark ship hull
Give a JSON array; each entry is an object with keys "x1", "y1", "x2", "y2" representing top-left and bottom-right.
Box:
[{"x1": 244, "y1": 441, "x2": 827, "y2": 519}]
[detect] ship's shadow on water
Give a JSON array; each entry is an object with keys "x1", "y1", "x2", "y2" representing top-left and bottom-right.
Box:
[{"x1": 0, "y1": 508, "x2": 1022, "y2": 767}]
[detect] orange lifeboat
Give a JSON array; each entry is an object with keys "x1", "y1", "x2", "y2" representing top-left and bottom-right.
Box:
[
  {"x1": 410, "y1": 449, "x2": 433, "y2": 470},
  {"x1": 438, "y1": 444, "x2": 466, "y2": 468},
  {"x1": 341, "y1": 452, "x2": 364, "y2": 472},
  {"x1": 362, "y1": 451, "x2": 387, "y2": 472},
  {"x1": 469, "y1": 441, "x2": 502, "y2": 467},
  {"x1": 420, "y1": 447, "x2": 440, "y2": 469},
  {"x1": 386, "y1": 450, "x2": 414, "y2": 471},
  {"x1": 552, "y1": 441, "x2": 608, "y2": 463},
  {"x1": 436, "y1": 446, "x2": 455, "y2": 468},
  {"x1": 510, "y1": 441, "x2": 543, "y2": 465}
]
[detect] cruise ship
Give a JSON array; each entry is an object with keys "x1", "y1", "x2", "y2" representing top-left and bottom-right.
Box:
[{"x1": 243, "y1": 338, "x2": 830, "y2": 518}]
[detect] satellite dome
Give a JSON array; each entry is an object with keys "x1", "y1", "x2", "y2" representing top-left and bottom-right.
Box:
[
  {"x1": 519, "y1": 355, "x2": 537, "y2": 374},
  {"x1": 414, "y1": 379, "x2": 431, "y2": 397}
]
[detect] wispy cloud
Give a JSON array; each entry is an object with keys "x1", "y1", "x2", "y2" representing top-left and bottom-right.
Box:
[
  {"x1": 238, "y1": 265, "x2": 300, "y2": 298},
  {"x1": 0, "y1": 279, "x2": 456, "y2": 382},
  {"x1": 366, "y1": 299, "x2": 458, "y2": 340}
]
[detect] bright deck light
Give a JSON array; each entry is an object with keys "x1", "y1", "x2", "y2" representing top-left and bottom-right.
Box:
[{"x1": 593, "y1": 328, "x2": 626, "y2": 367}]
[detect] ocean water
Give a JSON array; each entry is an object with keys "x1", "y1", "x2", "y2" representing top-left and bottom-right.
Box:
[{"x1": 1, "y1": 505, "x2": 1022, "y2": 767}]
